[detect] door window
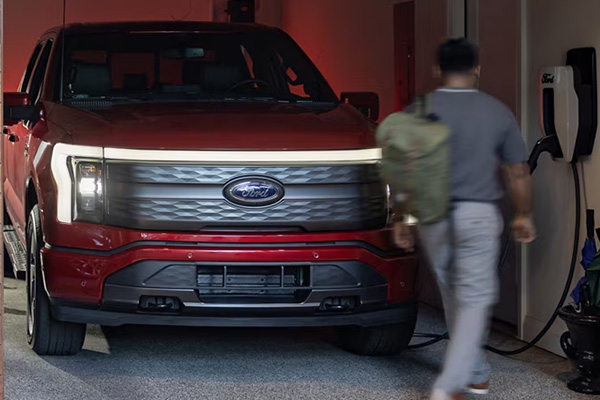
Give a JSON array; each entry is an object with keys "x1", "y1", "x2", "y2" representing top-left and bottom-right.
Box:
[
  {"x1": 19, "y1": 43, "x2": 43, "y2": 92},
  {"x1": 27, "y1": 40, "x2": 54, "y2": 104}
]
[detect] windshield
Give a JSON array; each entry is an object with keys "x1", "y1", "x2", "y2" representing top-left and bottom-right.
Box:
[{"x1": 57, "y1": 30, "x2": 338, "y2": 105}]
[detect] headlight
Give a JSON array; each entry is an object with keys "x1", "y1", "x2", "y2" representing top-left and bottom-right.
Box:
[{"x1": 70, "y1": 158, "x2": 104, "y2": 223}]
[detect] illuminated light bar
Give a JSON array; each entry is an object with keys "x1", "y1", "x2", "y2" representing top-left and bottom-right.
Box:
[{"x1": 103, "y1": 147, "x2": 382, "y2": 164}]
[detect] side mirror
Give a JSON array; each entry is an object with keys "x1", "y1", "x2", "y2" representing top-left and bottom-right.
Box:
[
  {"x1": 341, "y1": 92, "x2": 380, "y2": 121},
  {"x1": 4, "y1": 92, "x2": 34, "y2": 125}
]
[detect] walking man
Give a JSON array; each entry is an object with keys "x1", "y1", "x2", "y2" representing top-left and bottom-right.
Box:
[{"x1": 392, "y1": 38, "x2": 536, "y2": 400}]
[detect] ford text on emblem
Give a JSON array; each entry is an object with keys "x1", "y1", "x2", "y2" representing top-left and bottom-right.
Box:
[
  {"x1": 542, "y1": 73, "x2": 555, "y2": 84},
  {"x1": 224, "y1": 178, "x2": 284, "y2": 206}
]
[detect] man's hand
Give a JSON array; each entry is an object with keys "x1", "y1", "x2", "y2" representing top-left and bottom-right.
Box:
[
  {"x1": 513, "y1": 214, "x2": 536, "y2": 244},
  {"x1": 392, "y1": 221, "x2": 415, "y2": 251},
  {"x1": 503, "y1": 163, "x2": 536, "y2": 244}
]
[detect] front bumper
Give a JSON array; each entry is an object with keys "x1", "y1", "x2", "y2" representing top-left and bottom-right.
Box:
[
  {"x1": 41, "y1": 234, "x2": 418, "y2": 327},
  {"x1": 51, "y1": 300, "x2": 418, "y2": 328}
]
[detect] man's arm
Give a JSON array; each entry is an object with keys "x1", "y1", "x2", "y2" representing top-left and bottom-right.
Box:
[{"x1": 503, "y1": 162, "x2": 536, "y2": 243}]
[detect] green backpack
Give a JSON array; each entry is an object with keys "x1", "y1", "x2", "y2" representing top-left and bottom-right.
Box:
[{"x1": 375, "y1": 95, "x2": 451, "y2": 224}]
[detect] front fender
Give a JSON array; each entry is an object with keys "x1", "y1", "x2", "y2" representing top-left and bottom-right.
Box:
[{"x1": 28, "y1": 118, "x2": 71, "y2": 243}]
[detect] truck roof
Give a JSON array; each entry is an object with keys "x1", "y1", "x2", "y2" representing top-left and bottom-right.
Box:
[{"x1": 43, "y1": 21, "x2": 278, "y2": 36}]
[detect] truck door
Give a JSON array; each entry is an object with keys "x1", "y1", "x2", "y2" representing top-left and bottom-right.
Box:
[
  {"x1": 6, "y1": 40, "x2": 53, "y2": 236},
  {"x1": 3, "y1": 42, "x2": 43, "y2": 232}
]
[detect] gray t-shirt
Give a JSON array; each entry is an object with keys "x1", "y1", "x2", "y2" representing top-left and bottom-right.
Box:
[{"x1": 410, "y1": 88, "x2": 527, "y2": 202}]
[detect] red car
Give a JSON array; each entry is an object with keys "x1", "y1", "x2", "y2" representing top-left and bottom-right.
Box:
[{"x1": 3, "y1": 21, "x2": 418, "y2": 356}]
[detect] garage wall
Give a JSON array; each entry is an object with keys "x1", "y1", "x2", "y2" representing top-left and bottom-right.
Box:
[
  {"x1": 521, "y1": 0, "x2": 600, "y2": 355},
  {"x1": 478, "y1": 0, "x2": 521, "y2": 119},
  {"x1": 281, "y1": 0, "x2": 447, "y2": 121}
]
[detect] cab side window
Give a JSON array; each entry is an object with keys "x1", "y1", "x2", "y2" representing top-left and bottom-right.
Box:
[
  {"x1": 19, "y1": 43, "x2": 44, "y2": 93},
  {"x1": 27, "y1": 39, "x2": 54, "y2": 104}
]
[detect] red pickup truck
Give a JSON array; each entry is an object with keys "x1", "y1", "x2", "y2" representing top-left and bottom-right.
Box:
[{"x1": 3, "y1": 21, "x2": 418, "y2": 356}]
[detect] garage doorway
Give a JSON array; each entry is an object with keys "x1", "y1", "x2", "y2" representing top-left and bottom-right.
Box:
[{"x1": 394, "y1": 1, "x2": 415, "y2": 111}]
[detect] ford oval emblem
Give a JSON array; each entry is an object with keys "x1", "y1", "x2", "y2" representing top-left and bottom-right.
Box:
[{"x1": 224, "y1": 178, "x2": 285, "y2": 207}]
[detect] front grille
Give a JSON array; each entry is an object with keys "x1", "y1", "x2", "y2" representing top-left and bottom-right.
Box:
[
  {"x1": 102, "y1": 261, "x2": 388, "y2": 307},
  {"x1": 197, "y1": 265, "x2": 310, "y2": 289},
  {"x1": 107, "y1": 197, "x2": 385, "y2": 228},
  {"x1": 105, "y1": 162, "x2": 387, "y2": 232},
  {"x1": 107, "y1": 164, "x2": 378, "y2": 185},
  {"x1": 197, "y1": 265, "x2": 312, "y2": 303}
]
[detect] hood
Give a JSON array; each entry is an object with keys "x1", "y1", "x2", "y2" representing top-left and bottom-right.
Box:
[{"x1": 45, "y1": 101, "x2": 376, "y2": 151}]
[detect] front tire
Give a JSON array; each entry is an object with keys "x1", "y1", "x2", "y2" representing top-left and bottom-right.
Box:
[
  {"x1": 335, "y1": 320, "x2": 416, "y2": 356},
  {"x1": 27, "y1": 205, "x2": 86, "y2": 355}
]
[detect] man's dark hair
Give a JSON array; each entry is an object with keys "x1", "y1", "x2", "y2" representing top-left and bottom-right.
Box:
[{"x1": 437, "y1": 38, "x2": 479, "y2": 75}]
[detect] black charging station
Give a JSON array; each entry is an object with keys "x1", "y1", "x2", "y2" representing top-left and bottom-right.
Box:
[
  {"x1": 568, "y1": 47, "x2": 598, "y2": 158},
  {"x1": 531, "y1": 47, "x2": 598, "y2": 172}
]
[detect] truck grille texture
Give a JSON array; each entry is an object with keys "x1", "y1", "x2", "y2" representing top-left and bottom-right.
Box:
[{"x1": 104, "y1": 163, "x2": 387, "y2": 232}]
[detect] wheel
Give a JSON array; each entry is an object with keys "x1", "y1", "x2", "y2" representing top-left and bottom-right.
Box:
[
  {"x1": 27, "y1": 205, "x2": 86, "y2": 355},
  {"x1": 335, "y1": 320, "x2": 416, "y2": 356}
]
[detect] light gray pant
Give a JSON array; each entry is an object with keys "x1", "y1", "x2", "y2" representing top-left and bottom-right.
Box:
[{"x1": 418, "y1": 202, "x2": 503, "y2": 394}]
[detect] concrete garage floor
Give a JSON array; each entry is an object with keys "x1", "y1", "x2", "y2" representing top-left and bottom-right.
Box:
[{"x1": 3, "y1": 277, "x2": 590, "y2": 400}]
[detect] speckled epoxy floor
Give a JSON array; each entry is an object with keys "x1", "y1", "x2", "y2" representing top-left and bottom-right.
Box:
[{"x1": 3, "y1": 277, "x2": 590, "y2": 400}]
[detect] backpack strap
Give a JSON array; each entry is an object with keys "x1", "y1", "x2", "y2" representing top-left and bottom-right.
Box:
[{"x1": 414, "y1": 94, "x2": 432, "y2": 118}]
